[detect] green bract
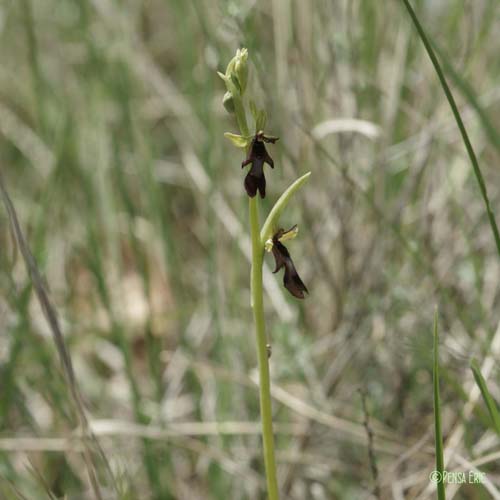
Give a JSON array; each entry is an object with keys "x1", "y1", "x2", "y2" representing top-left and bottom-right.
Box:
[{"x1": 260, "y1": 172, "x2": 311, "y2": 246}]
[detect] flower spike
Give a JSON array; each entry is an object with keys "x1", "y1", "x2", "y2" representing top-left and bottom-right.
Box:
[{"x1": 268, "y1": 226, "x2": 308, "y2": 299}]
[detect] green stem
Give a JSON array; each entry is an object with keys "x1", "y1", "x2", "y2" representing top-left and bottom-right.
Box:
[
  {"x1": 233, "y1": 92, "x2": 279, "y2": 499},
  {"x1": 249, "y1": 196, "x2": 279, "y2": 500}
]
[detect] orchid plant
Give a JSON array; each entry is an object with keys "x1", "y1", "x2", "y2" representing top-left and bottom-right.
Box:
[{"x1": 219, "y1": 48, "x2": 310, "y2": 499}]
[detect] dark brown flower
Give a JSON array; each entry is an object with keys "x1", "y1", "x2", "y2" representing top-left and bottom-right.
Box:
[
  {"x1": 241, "y1": 132, "x2": 278, "y2": 198},
  {"x1": 271, "y1": 226, "x2": 308, "y2": 299}
]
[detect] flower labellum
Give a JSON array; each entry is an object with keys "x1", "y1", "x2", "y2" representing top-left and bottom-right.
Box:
[
  {"x1": 269, "y1": 226, "x2": 308, "y2": 299},
  {"x1": 241, "y1": 131, "x2": 278, "y2": 198}
]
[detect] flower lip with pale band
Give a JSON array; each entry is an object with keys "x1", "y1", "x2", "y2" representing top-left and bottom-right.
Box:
[
  {"x1": 266, "y1": 225, "x2": 308, "y2": 299},
  {"x1": 241, "y1": 131, "x2": 279, "y2": 199}
]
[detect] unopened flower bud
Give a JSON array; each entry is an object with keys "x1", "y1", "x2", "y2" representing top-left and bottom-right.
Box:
[
  {"x1": 234, "y1": 48, "x2": 248, "y2": 93},
  {"x1": 223, "y1": 48, "x2": 248, "y2": 96},
  {"x1": 223, "y1": 91, "x2": 235, "y2": 113}
]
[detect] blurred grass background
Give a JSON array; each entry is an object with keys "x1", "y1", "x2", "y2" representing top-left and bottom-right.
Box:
[{"x1": 0, "y1": 0, "x2": 499, "y2": 498}]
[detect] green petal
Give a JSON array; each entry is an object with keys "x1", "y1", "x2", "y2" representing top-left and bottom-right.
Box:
[
  {"x1": 249, "y1": 100, "x2": 258, "y2": 121},
  {"x1": 256, "y1": 109, "x2": 267, "y2": 132}
]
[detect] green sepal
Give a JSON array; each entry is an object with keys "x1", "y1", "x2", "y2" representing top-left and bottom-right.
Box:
[{"x1": 224, "y1": 132, "x2": 253, "y2": 149}]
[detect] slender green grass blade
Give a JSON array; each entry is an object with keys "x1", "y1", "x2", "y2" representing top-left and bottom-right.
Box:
[
  {"x1": 470, "y1": 360, "x2": 500, "y2": 435},
  {"x1": 401, "y1": 0, "x2": 500, "y2": 263},
  {"x1": 433, "y1": 310, "x2": 446, "y2": 500},
  {"x1": 433, "y1": 44, "x2": 500, "y2": 151}
]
